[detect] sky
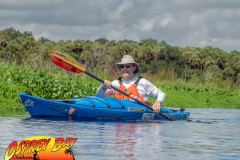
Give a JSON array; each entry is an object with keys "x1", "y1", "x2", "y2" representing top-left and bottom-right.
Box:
[{"x1": 0, "y1": 0, "x2": 240, "y2": 53}]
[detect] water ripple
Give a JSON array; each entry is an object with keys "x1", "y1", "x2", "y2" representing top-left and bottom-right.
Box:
[{"x1": 0, "y1": 109, "x2": 240, "y2": 159}]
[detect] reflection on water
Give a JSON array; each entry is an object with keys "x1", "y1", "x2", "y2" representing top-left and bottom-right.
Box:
[{"x1": 0, "y1": 109, "x2": 240, "y2": 160}]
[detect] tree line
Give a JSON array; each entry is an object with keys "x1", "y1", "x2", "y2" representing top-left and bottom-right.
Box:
[{"x1": 0, "y1": 27, "x2": 240, "y2": 86}]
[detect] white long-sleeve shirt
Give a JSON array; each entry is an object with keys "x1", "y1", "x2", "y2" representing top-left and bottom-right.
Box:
[{"x1": 97, "y1": 76, "x2": 166, "y2": 105}]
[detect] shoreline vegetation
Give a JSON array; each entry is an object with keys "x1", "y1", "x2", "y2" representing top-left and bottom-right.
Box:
[{"x1": 0, "y1": 27, "x2": 240, "y2": 111}]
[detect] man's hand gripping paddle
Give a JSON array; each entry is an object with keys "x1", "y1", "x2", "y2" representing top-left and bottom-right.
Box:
[{"x1": 50, "y1": 48, "x2": 174, "y2": 121}]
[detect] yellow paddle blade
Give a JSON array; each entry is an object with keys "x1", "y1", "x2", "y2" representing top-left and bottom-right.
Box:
[{"x1": 50, "y1": 48, "x2": 85, "y2": 73}]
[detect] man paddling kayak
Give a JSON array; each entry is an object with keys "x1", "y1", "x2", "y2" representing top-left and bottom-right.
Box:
[{"x1": 97, "y1": 55, "x2": 166, "y2": 114}]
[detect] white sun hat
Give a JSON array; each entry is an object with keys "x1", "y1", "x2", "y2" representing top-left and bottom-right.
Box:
[{"x1": 115, "y1": 55, "x2": 140, "y2": 74}]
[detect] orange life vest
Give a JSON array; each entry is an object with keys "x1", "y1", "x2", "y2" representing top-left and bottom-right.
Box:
[{"x1": 114, "y1": 77, "x2": 145, "y2": 103}]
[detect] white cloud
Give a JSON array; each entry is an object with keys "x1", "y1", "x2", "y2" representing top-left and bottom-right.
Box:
[
  {"x1": 134, "y1": 19, "x2": 157, "y2": 31},
  {"x1": 159, "y1": 13, "x2": 176, "y2": 27},
  {"x1": 188, "y1": 12, "x2": 208, "y2": 26},
  {"x1": 106, "y1": 29, "x2": 127, "y2": 40},
  {"x1": 108, "y1": 1, "x2": 134, "y2": 21},
  {"x1": 0, "y1": 0, "x2": 240, "y2": 52},
  {"x1": 199, "y1": 40, "x2": 208, "y2": 47},
  {"x1": 211, "y1": 38, "x2": 240, "y2": 51},
  {"x1": 35, "y1": 31, "x2": 49, "y2": 40},
  {"x1": 212, "y1": 38, "x2": 218, "y2": 43}
]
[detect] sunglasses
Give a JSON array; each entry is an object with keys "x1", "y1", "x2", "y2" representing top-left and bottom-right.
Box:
[{"x1": 120, "y1": 65, "x2": 132, "y2": 69}]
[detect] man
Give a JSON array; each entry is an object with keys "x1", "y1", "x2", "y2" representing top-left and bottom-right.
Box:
[{"x1": 97, "y1": 55, "x2": 166, "y2": 114}]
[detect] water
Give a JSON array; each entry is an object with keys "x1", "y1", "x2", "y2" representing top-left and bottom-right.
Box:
[{"x1": 0, "y1": 108, "x2": 240, "y2": 160}]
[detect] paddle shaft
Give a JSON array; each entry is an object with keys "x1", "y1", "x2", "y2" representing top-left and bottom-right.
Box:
[{"x1": 84, "y1": 71, "x2": 174, "y2": 121}]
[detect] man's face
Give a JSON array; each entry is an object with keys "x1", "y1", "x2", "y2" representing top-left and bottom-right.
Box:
[{"x1": 120, "y1": 63, "x2": 136, "y2": 78}]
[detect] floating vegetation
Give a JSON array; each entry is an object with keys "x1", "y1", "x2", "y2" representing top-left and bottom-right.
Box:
[{"x1": 0, "y1": 62, "x2": 101, "y2": 111}]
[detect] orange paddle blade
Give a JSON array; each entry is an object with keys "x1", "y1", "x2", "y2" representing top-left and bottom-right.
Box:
[{"x1": 50, "y1": 48, "x2": 85, "y2": 73}]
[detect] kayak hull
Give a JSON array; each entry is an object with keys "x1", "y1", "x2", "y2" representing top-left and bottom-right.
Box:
[{"x1": 20, "y1": 93, "x2": 190, "y2": 121}]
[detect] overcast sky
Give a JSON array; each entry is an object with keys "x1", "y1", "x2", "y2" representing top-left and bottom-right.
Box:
[{"x1": 0, "y1": 0, "x2": 240, "y2": 53}]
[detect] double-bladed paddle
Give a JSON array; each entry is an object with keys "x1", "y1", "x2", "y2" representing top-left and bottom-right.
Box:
[{"x1": 50, "y1": 48, "x2": 174, "y2": 121}]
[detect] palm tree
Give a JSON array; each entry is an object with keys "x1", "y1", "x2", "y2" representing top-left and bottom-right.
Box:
[
  {"x1": 91, "y1": 43, "x2": 106, "y2": 71},
  {"x1": 64, "y1": 148, "x2": 75, "y2": 160},
  {"x1": 236, "y1": 73, "x2": 240, "y2": 85},
  {"x1": 130, "y1": 48, "x2": 143, "y2": 63},
  {"x1": 14, "y1": 37, "x2": 24, "y2": 45},
  {"x1": 107, "y1": 40, "x2": 117, "y2": 48},
  {"x1": 203, "y1": 45, "x2": 213, "y2": 57},
  {"x1": 117, "y1": 43, "x2": 133, "y2": 55},
  {"x1": 233, "y1": 60, "x2": 240, "y2": 84},
  {"x1": 141, "y1": 41, "x2": 155, "y2": 64},
  {"x1": 69, "y1": 39, "x2": 85, "y2": 62},
  {"x1": 182, "y1": 47, "x2": 194, "y2": 66},
  {"x1": 192, "y1": 47, "x2": 204, "y2": 70},
  {"x1": 23, "y1": 36, "x2": 36, "y2": 55},
  {"x1": 106, "y1": 45, "x2": 121, "y2": 69},
  {"x1": 57, "y1": 39, "x2": 65, "y2": 45},
  {"x1": 65, "y1": 39, "x2": 72, "y2": 44},
  {"x1": 142, "y1": 46, "x2": 154, "y2": 65},
  {"x1": 95, "y1": 38, "x2": 109, "y2": 44},
  {"x1": 0, "y1": 35, "x2": 10, "y2": 48},
  {"x1": 203, "y1": 56, "x2": 214, "y2": 69},
  {"x1": 223, "y1": 66, "x2": 235, "y2": 80},
  {"x1": 118, "y1": 39, "x2": 137, "y2": 45},
  {"x1": 55, "y1": 40, "x2": 70, "y2": 54},
  {"x1": 4, "y1": 41, "x2": 21, "y2": 62},
  {"x1": 84, "y1": 43, "x2": 92, "y2": 51},
  {"x1": 44, "y1": 41, "x2": 54, "y2": 49},
  {"x1": 230, "y1": 50, "x2": 240, "y2": 55},
  {"x1": 218, "y1": 50, "x2": 228, "y2": 69},
  {"x1": 190, "y1": 54, "x2": 200, "y2": 69},
  {"x1": 0, "y1": 48, "x2": 4, "y2": 60},
  {"x1": 40, "y1": 47, "x2": 51, "y2": 60},
  {"x1": 154, "y1": 46, "x2": 161, "y2": 62},
  {"x1": 209, "y1": 65, "x2": 222, "y2": 79},
  {"x1": 183, "y1": 64, "x2": 191, "y2": 82},
  {"x1": 80, "y1": 50, "x2": 91, "y2": 68}
]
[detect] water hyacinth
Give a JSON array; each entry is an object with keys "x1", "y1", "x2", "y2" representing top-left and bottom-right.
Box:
[{"x1": 0, "y1": 62, "x2": 101, "y2": 111}]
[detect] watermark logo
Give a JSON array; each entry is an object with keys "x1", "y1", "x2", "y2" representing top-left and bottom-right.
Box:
[
  {"x1": 128, "y1": 107, "x2": 145, "y2": 112},
  {"x1": 69, "y1": 107, "x2": 76, "y2": 115},
  {"x1": 142, "y1": 113, "x2": 155, "y2": 120},
  {"x1": 5, "y1": 136, "x2": 77, "y2": 160},
  {"x1": 54, "y1": 50, "x2": 66, "y2": 58},
  {"x1": 25, "y1": 99, "x2": 34, "y2": 106}
]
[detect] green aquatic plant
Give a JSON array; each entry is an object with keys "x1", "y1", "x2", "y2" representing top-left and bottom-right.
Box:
[
  {"x1": 152, "y1": 79, "x2": 240, "y2": 108},
  {"x1": 0, "y1": 62, "x2": 101, "y2": 111}
]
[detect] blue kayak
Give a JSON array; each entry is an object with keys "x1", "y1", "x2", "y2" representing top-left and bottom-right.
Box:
[{"x1": 20, "y1": 93, "x2": 190, "y2": 121}]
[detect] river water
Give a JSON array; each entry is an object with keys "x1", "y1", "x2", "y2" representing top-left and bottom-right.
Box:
[{"x1": 0, "y1": 108, "x2": 240, "y2": 160}]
